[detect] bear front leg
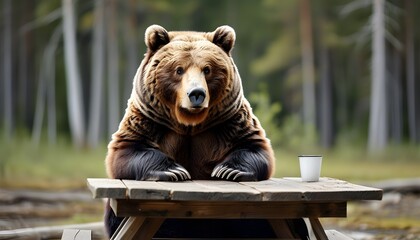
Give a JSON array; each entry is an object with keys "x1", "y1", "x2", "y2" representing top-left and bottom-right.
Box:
[
  {"x1": 105, "y1": 145, "x2": 191, "y2": 238},
  {"x1": 211, "y1": 147, "x2": 271, "y2": 181},
  {"x1": 107, "y1": 145, "x2": 191, "y2": 181}
]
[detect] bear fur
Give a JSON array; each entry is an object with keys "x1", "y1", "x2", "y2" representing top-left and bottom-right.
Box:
[{"x1": 104, "y1": 25, "x2": 307, "y2": 238}]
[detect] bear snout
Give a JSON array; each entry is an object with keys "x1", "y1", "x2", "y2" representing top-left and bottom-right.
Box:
[{"x1": 187, "y1": 87, "x2": 206, "y2": 108}]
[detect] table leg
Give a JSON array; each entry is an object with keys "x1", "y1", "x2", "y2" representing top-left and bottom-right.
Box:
[
  {"x1": 268, "y1": 219, "x2": 298, "y2": 239},
  {"x1": 111, "y1": 217, "x2": 164, "y2": 240},
  {"x1": 132, "y1": 218, "x2": 165, "y2": 239},
  {"x1": 309, "y1": 218, "x2": 328, "y2": 240}
]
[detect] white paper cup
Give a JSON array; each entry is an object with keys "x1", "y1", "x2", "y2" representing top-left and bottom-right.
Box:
[{"x1": 299, "y1": 155, "x2": 322, "y2": 182}]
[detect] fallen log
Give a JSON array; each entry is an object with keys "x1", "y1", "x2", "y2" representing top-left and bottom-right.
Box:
[
  {"x1": 0, "y1": 190, "x2": 93, "y2": 204},
  {"x1": 0, "y1": 222, "x2": 104, "y2": 240},
  {"x1": 367, "y1": 178, "x2": 420, "y2": 193}
]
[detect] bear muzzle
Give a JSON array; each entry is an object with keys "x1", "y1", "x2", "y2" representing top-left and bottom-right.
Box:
[{"x1": 188, "y1": 87, "x2": 206, "y2": 108}]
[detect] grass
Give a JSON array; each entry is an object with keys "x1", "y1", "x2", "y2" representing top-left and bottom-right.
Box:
[
  {"x1": 0, "y1": 137, "x2": 107, "y2": 189},
  {"x1": 273, "y1": 145, "x2": 420, "y2": 182},
  {"x1": 0, "y1": 136, "x2": 419, "y2": 189}
]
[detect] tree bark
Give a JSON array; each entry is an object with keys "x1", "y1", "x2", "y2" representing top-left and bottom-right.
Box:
[
  {"x1": 122, "y1": 0, "x2": 139, "y2": 105},
  {"x1": 3, "y1": 0, "x2": 13, "y2": 139},
  {"x1": 46, "y1": 27, "x2": 62, "y2": 145},
  {"x1": 32, "y1": 53, "x2": 46, "y2": 146},
  {"x1": 18, "y1": 1, "x2": 35, "y2": 131},
  {"x1": 404, "y1": 0, "x2": 417, "y2": 143},
  {"x1": 368, "y1": 0, "x2": 387, "y2": 152},
  {"x1": 62, "y1": 0, "x2": 85, "y2": 148},
  {"x1": 319, "y1": 46, "x2": 333, "y2": 148},
  {"x1": 87, "y1": 0, "x2": 106, "y2": 148},
  {"x1": 299, "y1": 0, "x2": 316, "y2": 131},
  {"x1": 389, "y1": 47, "x2": 402, "y2": 143},
  {"x1": 106, "y1": 0, "x2": 120, "y2": 139}
]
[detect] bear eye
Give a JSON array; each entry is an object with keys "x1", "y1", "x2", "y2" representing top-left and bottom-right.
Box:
[
  {"x1": 203, "y1": 66, "x2": 210, "y2": 75},
  {"x1": 176, "y1": 67, "x2": 184, "y2": 75}
]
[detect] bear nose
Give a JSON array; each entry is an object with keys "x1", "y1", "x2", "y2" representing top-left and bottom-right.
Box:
[{"x1": 187, "y1": 87, "x2": 206, "y2": 108}]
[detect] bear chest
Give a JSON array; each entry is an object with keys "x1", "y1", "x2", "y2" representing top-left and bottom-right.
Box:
[{"x1": 158, "y1": 131, "x2": 228, "y2": 179}]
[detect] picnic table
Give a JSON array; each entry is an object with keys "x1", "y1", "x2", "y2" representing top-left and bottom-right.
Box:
[{"x1": 87, "y1": 177, "x2": 382, "y2": 240}]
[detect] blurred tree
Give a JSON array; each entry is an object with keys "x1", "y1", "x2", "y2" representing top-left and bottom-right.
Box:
[
  {"x1": 87, "y1": 0, "x2": 105, "y2": 148},
  {"x1": 368, "y1": 0, "x2": 387, "y2": 152},
  {"x1": 404, "y1": 0, "x2": 417, "y2": 143},
  {"x1": 62, "y1": 0, "x2": 85, "y2": 148},
  {"x1": 122, "y1": 0, "x2": 139, "y2": 103},
  {"x1": 2, "y1": 0, "x2": 13, "y2": 139},
  {"x1": 32, "y1": 27, "x2": 61, "y2": 146},
  {"x1": 106, "y1": 0, "x2": 120, "y2": 139},
  {"x1": 299, "y1": 0, "x2": 316, "y2": 134}
]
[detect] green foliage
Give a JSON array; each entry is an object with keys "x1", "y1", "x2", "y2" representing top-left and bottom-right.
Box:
[
  {"x1": 249, "y1": 87, "x2": 282, "y2": 146},
  {"x1": 251, "y1": 34, "x2": 299, "y2": 76},
  {"x1": 249, "y1": 86, "x2": 319, "y2": 152},
  {"x1": 277, "y1": 114, "x2": 319, "y2": 152},
  {"x1": 0, "y1": 135, "x2": 107, "y2": 189}
]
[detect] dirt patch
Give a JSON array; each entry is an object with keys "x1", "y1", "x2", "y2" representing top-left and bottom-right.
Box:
[
  {"x1": 323, "y1": 192, "x2": 420, "y2": 240},
  {"x1": 0, "y1": 188, "x2": 105, "y2": 239}
]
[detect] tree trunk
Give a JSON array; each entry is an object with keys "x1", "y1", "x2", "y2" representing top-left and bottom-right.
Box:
[
  {"x1": 87, "y1": 0, "x2": 106, "y2": 148},
  {"x1": 62, "y1": 0, "x2": 85, "y2": 148},
  {"x1": 299, "y1": 0, "x2": 316, "y2": 131},
  {"x1": 389, "y1": 47, "x2": 402, "y2": 143},
  {"x1": 106, "y1": 0, "x2": 120, "y2": 139},
  {"x1": 368, "y1": 0, "x2": 387, "y2": 152},
  {"x1": 3, "y1": 0, "x2": 13, "y2": 139},
  {"x1": 18, "y1": 0, "x2": 35, "y2": 131},
  {"x1": 46, "y1": 27, "x2": 61, "y2": 145},
  {"x1": 32, "y1": 53, "x2": 46, "y2": 146},
  {"x1": 319, "y1": 46, "x2": 333, "y2": 148},
  {"x1": 32, "y1": 27, "x2": 61, "y2": 146},
  {"x1": 122, "y1": 0, "x2": 139, "y2": 105},
  {"x1": 404, "y1": 0, "x2": 417, "y2": 143}
]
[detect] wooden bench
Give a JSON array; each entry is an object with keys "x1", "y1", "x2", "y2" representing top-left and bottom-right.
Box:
[
  {"x1": 61, "y1": 229, "x2": 91, "y2": 240},
  {"x1": 87, "y1": 177, "x2": 382, "y2": 239}
]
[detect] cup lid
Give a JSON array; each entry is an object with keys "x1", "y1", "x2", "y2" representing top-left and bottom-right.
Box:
[{"x1": 298, "y1": 155, "x2": 322, "y2": 157}]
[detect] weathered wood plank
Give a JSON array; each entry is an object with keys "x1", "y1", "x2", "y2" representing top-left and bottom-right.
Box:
[
  {"x1": 123, "y1": 180, "x2": 171, "y2": 200},
  {"x1": 240, "y1": 179, "x2": 305, "y2": 201},
  {"x1": 281, "y1": 178, "x2": 382, "y2": 201},
  {"x1": 155, "y1": 181, "x2": 261, "y2": 201},
  {"x1": 132, "y1": 218, "x2": 164, "y2": 240},
  {"x1": 325, "y1": 230, "x2": 353, "y2": 240},
  {"x1": 86, "y1": 178, "x2": 127, "y2": 199},
  {"x1": 0, "y1": 222, "x2": 103, "y2": 240},
  {"x1": 240, "y1": 178, "x2": 382, "y2": 201},
  {"x1": 61, "y1": 229, "x2": 91, "y2": 240},
  {"x1": 87, "y1": 178, "x2": 382, "y2": 202},
  {"x1": 111, "y1": 217, "x2": 145, "y2": 240},
  {"x1": 111, "y1": 199, "x2": 347, "y2": 218},
  {"x1": 309, "y1": 218, "x2": 328, "y2": 240},
  {"x1": 268, "y1": 219, "x2": 299, "y2": 239}
]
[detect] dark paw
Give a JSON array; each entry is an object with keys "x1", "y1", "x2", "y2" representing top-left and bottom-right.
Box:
[
  {"x1": 146, "y1": 164, "x2": 191, "y2": 181},
  {"x1": 211, "y1": 165, "x2": 256, "y2": 181}
]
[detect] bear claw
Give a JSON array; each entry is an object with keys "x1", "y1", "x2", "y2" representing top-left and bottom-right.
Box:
[
  {"x1": 168, "y1": 167, "x2": 191, "y2": 181},
  {"x1": 145, "y1": 164, "x2": 191, "y2": 181},
  {"x1": 211, "y1": 165, "x2": 255, "y2": 181}
]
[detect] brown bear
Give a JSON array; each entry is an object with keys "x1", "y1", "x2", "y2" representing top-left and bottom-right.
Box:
[{"x1": 104, "y1": 25, "x2": 307, "y2": 238}]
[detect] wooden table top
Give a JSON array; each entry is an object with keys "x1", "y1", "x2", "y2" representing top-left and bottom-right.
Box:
[{"x1": 87, "y1": 177, "x2": 382, "y2": 202}]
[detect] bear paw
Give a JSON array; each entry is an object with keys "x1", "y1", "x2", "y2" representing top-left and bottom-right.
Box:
[
  {"x1": 146, "y1": 165, "x2": 191, "y2": 181},
  {"x1": 211, "y1": 165, "x2": 256, "y2": 181}
]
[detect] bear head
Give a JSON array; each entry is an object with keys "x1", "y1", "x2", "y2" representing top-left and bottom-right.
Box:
[{"x1": 133, "y1": 25, "x2": 243, "y2": 131}]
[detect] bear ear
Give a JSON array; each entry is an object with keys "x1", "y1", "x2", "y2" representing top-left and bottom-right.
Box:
[
  {"x1": 145, "y1": 25, "x2": 170, "y2": 52},
  {"x1": 212, "y1": 25, "x2": 236, "y2": 55}
]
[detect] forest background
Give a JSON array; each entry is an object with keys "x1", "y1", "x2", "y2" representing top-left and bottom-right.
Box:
[{"x1": 0, "y1": 0, "x2": 419, "y2": 189}]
